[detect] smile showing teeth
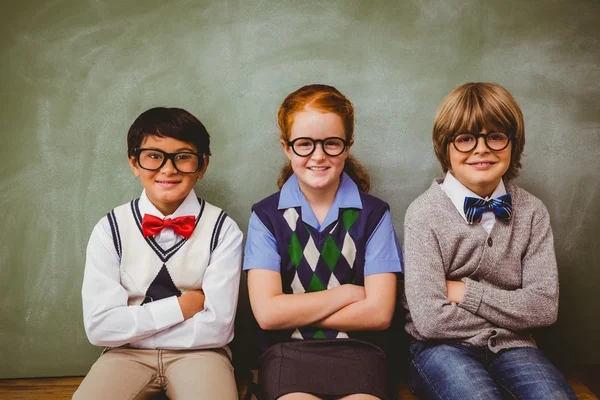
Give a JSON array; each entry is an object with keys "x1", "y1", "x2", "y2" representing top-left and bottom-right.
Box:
[{"x1": 308, "y1": 167, "x2": 328, "y2": 171}]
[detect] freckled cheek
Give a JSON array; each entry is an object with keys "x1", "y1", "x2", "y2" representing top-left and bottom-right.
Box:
[{"x1": 289, "y1": 157, "x2": 307, "y2": 172}]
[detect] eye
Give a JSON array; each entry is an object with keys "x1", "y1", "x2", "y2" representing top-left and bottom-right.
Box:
[
  {"x1": 455, "y1": 134, "x2": 474, "y2": 143},
  {"x1": 175, "y1": 153, "x2": 194, "y2": 161},
  {"x1": 488, "y1": 133, "x2": 506, "y2": 142},
  {"x1": 295, "y1": 139, "x2": 313, "y2": 148},
  {"x1": 324, "y1": 138, "x2": 344, "y2": 149},
  {"x1": 146, "y1": 151, "x2": 164, "y2": 160}
]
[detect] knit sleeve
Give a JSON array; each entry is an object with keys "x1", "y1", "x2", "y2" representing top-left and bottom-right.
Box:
[
  {"x1": 459, "y1": 206, "x2": 559, "y2": 330},
  {"x1": 403, "y1": 208, "x2": 492, "y2": 340}
]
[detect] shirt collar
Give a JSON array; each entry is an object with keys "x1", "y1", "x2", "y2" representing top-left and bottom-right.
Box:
[
  {"x1": 278, "y1": 172, "x2": 362, "y2": 231},
  {"x1": 139, "y1": 189, "x2": 200, "y2": 219},
  {"x1": 440, "y1": 172, "x2": 507, "y2": 222}
]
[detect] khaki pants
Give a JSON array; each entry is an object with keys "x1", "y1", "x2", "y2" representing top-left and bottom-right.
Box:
[{"x1": 73, "y1": 346, "x2": 237, "y2": 400}]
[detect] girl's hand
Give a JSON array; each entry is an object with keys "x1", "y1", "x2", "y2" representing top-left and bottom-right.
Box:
[{"x1": 446, "y1": 281, "x2": 465, "y2": 304}]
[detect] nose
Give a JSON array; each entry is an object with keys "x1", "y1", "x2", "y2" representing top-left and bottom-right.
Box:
[
  {"x1": 473, "y1": 136, "x2": 490, "y2": 154},
  {"x1": 160, "y1": 157, "x2": 177, "y2": 173},
  {"x1": 311, "y1": 142, "x2": 327, "y2": 159}
]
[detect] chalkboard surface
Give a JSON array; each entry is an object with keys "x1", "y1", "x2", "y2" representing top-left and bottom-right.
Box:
[{"x1": 1, "y1": 0, "x2": 598, "y2": 378}]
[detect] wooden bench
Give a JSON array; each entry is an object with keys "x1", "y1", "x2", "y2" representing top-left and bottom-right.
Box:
[{"x1": 1, "y1": 367, "x2": 598, "y2": 399}]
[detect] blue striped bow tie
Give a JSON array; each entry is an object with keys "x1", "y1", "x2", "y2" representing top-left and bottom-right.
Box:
[{"x1": 463, "y1": 193, "x2": 512, "y2": 224}]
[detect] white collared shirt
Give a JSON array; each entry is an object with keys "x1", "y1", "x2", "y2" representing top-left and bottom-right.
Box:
[
  {"x1": 440, "y1": 172, "x2": 507, "y2": 234},
  {"x1": 82, "y1": 190, "x2": 243, "y2": 349}
]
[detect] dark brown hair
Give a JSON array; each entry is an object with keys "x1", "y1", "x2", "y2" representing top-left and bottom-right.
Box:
[
  {"x1": 432, "y1": 82, "x2": 525, "y2": 181},
  {"x1": 277, "y1": 84, "x2": 370, "y2": 192},
  {"x1": 127, "y1": 107, "x2": 211, "y2": 157}
]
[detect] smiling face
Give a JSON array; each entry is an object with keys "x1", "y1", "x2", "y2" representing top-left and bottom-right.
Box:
[
  {"x1": 282, "y1": 109, "x2": 351, "y2": 199},
  {"x1": 128, "y1": 135, "x2": 208, "y2": 215},
  {"x1": 448, "y1": 128, "x2": 511, "y2": 197},
  {"x1": 433, "y1": 82, "x2": 525, "y2": 183}
]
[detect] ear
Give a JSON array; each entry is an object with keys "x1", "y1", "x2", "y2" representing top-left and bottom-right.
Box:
[
  {"x1": 347, "y1": 137, "x2": 354, "y2": 151},
  {"x1": 196, "y1": 156, "x2": 210, "y2": 180},
  {"x1": 281, "y1": 138, "x2": 293, "y2": 161},
  {"x1": 128, "y1": 156, "x2": 141, "y2": 177}
]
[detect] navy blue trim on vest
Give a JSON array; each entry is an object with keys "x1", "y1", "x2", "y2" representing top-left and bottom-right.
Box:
[
  {"x1": 210, "y1": 210, "x2": 227, "y2": 253},
  {"x1": 130, "y1": 198, "x2": 206, "y2": 263},
  {"x1": 107, "y1": 210, "x2": 122, "y2": 259}
]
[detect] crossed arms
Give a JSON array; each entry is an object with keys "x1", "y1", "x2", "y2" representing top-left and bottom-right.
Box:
[{"x1": 82, "y1": 217, "x2": 242, "y2": 349}]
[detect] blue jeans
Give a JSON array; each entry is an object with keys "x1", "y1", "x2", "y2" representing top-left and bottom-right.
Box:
[{"x1": 408, "y1": 341, "x2": 576, "y2": 400}]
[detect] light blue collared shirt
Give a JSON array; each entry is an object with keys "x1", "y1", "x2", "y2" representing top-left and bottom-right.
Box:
[{"x1": 244, "y1": 173, "x2": 403, "y2": 276}]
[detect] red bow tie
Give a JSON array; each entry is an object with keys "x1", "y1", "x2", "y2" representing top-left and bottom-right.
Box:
[{"x1": 141, "y1": 214, "x2": 196, "y2": 239}]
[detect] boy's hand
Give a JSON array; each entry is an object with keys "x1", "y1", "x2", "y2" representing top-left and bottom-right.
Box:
[
  {"x1": 177, "y1": 289, "x2": 205, "y2": 320},
  {"x1": 446, "y1": 281, "x2": 465, "y2": 304}
]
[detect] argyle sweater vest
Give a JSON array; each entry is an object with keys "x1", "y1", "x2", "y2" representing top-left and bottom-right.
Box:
[
  {"x1": 252, "y1": 191, "x2": 389, "y2": 349},
  {"x1": 107, "y1": 198, "x2": 227, "y2": 305}
]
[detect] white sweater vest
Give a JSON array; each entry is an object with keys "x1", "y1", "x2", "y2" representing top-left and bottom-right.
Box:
[{"x1": 107, "y1": 198, "x2": 226, "y2": 306}]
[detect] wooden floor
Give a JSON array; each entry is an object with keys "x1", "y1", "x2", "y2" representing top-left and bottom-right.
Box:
[
  {"x1": 0, "y1": 372, "x2": 597, "y2": 399},
  {"x1": 0, "y1": 377, "x2": 82, "y2": 400}
]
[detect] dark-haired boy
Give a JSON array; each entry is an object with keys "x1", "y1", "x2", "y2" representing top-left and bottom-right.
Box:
[{"x1": 74, "y1": 107, "x2": 241, "y2": 399}]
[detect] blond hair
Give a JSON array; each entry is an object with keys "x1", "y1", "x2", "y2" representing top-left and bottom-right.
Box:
[{"x1": 432, "y1": 82, "x2": 525, "y2": 181}]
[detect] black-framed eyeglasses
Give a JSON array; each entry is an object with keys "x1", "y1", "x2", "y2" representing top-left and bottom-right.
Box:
[
  {"x1": 287, "y1": 137, "x2": 350, "y2": 157},
  {"x1": 449, "y1": 132, "x2": 512, "y2": 153},
  {"x1": 134, "y1": 148, "x2": 205, "y2": 174}
]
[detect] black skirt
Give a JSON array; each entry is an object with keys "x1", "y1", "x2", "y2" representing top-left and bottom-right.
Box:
[{"x1": 258, "y1": 338, "x2": 390, "y2": 400}]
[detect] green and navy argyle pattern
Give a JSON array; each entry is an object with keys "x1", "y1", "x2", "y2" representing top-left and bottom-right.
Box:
[{"x1": 283, "y1": 207, "x2": 360, "y2": 340}]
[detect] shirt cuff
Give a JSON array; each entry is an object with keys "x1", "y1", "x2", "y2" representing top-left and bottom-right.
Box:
[
  {"x1": 243, "y1": 256, "x2": 281, "y2": 272},
  {"x1": 459, "y1": 278, "x2": 484, "y2": 314},
  {"x1": 364, "y1": 259, "x2": 402, "y2": 276},
  {"x1": 148, "y1": 295, "x2": 184, "y2": 330}
]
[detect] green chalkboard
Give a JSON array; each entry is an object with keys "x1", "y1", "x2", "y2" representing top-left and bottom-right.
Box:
[{"x1": 1, "y1": 0, "x2": 599, "y2": 378}]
